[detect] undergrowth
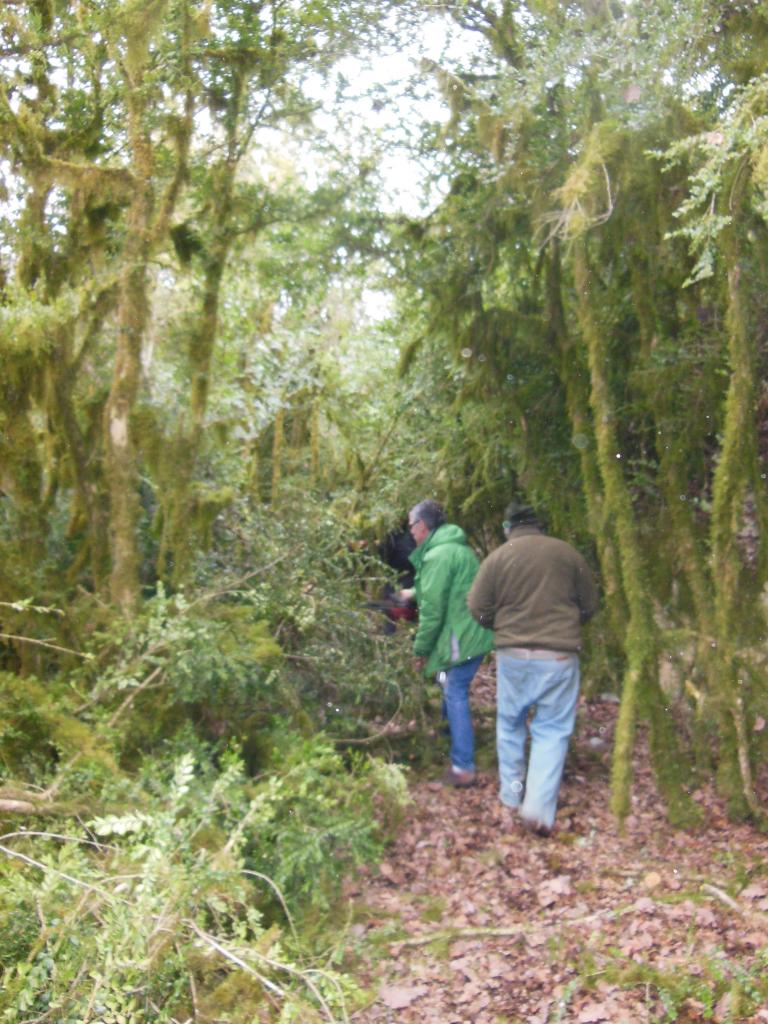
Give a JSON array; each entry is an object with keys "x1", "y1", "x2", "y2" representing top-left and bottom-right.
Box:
[
  {"x1": 0, "y1": 741, "x2": 409, "y2": 1022},
  {"x1": 571, "y1": 942, "x2": 768, "y2": 1023},
  {"x1": 0, "y1": 497, "x2": 417, "y2": 1023}
]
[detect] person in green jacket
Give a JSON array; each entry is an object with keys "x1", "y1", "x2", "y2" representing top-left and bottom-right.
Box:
[{"x1": 403, "y1": 499, "x2": 494, "y2": 788}]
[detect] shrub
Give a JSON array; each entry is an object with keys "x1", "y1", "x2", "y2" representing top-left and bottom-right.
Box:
[{"x1": 0, "y1": 743, "x2": 408, "y2": 1023}]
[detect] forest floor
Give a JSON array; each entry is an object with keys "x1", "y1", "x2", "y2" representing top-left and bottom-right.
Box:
[{"x1": 344, "y1": 660, "x2": 768, "y2": 1024}]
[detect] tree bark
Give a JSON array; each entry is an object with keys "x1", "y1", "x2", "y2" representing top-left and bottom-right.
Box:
[
  {"x1": 709, "y1": 167, "x2": 763, "y2": 820},
  {"x1": 103, "y1": 14, "x2": 164, "y2": 612},
  {"x1": 574, "y1": 241, "x2": 696, "y2": 826}
]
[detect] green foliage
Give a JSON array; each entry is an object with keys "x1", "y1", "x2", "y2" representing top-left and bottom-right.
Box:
[
  {"x1": 2, "y1": 487, "x2": 421, "y2": 783},
  {"x1": 61, "y1": 584, "x2": 282, "y2": 765},
  {"x1": 658, "y1": 74, "x2": 768, "y2": 285},
  {"x1": 0, "y1": 742, "x2": 407, "y2": 1023},
  {"x1": 586, "y1": 947, "x2": 768, "y2": 1023},
  {"x1": 0, "y1": 670, "x2": 115, "y2": 782},
  {"x1": 185, "y1": 495, "x2": 422, "y2": 741},
  {"x1": 245, "y1": 733, "x2": 409, "y2": 910}
]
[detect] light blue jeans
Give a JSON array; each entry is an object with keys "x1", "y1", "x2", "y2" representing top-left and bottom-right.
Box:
[
  {"x1": 440, "y1": 655, "x2": 484, "y2": 772},
  {"x1": 496, "y1": 651, "x2": 580, "y2": 830}
]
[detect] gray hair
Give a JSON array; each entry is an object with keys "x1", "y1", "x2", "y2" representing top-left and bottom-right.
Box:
[{"x1": 409, "y1": 499, "x2": 445, "y2": 532}]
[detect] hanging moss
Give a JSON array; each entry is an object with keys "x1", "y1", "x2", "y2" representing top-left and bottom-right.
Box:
[
  {"x1": 190, "y1": 485, "x2": 236, "y2": 551},
  {"x1": 120, "y1": 0, "x2": 169, "y2": 80}
]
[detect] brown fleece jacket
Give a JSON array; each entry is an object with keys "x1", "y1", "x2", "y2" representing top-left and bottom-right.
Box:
[{"x1": 466, "y1": 526, "x2": 599, "y2": 653}]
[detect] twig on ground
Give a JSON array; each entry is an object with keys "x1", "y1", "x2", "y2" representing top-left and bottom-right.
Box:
[
  {"x1": 393, "y1": 900, "x2": 652, "y2": 950},
  {"x1": 701, "y1": 882, "x2": 746, "y2": 915}
]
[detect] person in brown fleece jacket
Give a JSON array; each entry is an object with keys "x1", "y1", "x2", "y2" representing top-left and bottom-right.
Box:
[{"x1": 467, "y1": 502, "x2": 599, "y2": 835}]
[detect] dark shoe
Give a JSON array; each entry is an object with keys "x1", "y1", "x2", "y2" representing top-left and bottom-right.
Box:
[
  {"x1": 520, "y1": 814, "x2": 551, "y2": 838},
  {"x1": 441, "y1": 765, "x2": 476, "y2": 788}
]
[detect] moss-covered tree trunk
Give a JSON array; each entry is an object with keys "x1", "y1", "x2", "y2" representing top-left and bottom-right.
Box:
[
  {"x1": 574, "y1": 241, "x2": 696, "y2": 826},
  {"x1": 626, "y1": 238, "x2": 721, "y2": 776},
  {"x1": 156, "y1": 60, "x2": 252, "y2": 585},
  {"x1": 0, "y1": 394, "x2": 46, "y2": 568},
  {"x1": 310, "y1": 398, "x2": 321, "y2": 486},
  {"x1": 271, "y1": 408, "x2": 285, "y2": 505},
  {"x1": 156, "y1": 194, "x2": 234, "y2": 584},
  {"x1": 45, "y1": 329, "x2": 111, "y2": 595},
  {"x1": 627, "y1": 250, "x2": 714, "y2": 632},
  {"x1": 103, "y1": 27, "x2": 159, "y2": 613},
  {"x1": 708, "y1": 166, "x2": 764, "y2": 821},
  {"x1": 546, "y1": 241, "x2": 627, "y2": 645}
]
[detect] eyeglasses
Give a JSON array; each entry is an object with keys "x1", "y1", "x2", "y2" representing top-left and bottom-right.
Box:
[{"x1": 408, "y1": 518, "x2": 421, "y2": 529}]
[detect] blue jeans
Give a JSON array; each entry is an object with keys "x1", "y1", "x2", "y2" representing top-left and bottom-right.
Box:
[
  {"x1": 440, "y1": 655, "x2": 484, "y2": 772},
  {"x1": 496, "y1": 651, "x2": 580, "y2": 830}
]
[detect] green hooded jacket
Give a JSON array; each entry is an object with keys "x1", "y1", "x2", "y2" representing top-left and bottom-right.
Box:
[{"x1": 409, "y1": 523, "x2": 494, "y2": 676}]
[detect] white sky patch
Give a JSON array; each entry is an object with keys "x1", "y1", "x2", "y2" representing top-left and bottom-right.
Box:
[
  {"x1": 305, "y1": 51, "x2": 449, "y2": 215},
  {"x1": 360, "y1": 286, "x2": 394, "y2": 322},
  {"x1": 682, "y1": 68, "x2": 718, "y2": 98},
  {"x1": 303, "y1": 20, "x2": 480, "y2": 217}
]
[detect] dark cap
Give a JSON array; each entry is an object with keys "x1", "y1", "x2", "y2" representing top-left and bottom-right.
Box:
[{"x1": 502, "y1": 501, "x2": 537, "y2": 528}]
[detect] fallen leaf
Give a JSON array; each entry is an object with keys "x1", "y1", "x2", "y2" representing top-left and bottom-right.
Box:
[
  {"x1": 633, "y1": 896, "x2": 656, "y2": 913},
  {"x1": 455, "y1": 982, "x2": 483, "y2": 1003},
  {"x1": 467, "y1": 992, "x2": 491, "y2": 1013},
  {"x1": 620, "y1": 932, "x2": 654, "y2": 956},
  {"x1": 643, "y1": 871, "x2": 662, "y2": 890},
  {"x1": 578, "y1": 1002, "x2": 612, "y2": 1022},
  {"x1": 449, "y1": 939, "x2": 481, "y2": 955},
  {"x1": 379, "y1": 984, "x2": 428, "y2": 1009},
  {"x1": 739, "y1": 883, "x2": 767, "y2": 900},
  {"x1": 486, "y1": 954, "x2": 508, "y2": 978},
  {"x1": 695, "y1": 906, "x2": 717, "y2": 926},
  {"x1": 449, "y1": 956, "x2": 474, "y2": 978},
  {"x1": 537, "y1": 875, "x2": 572, "y2": 906},
  {"x1": 679, "y1": 998, "x2": 706, "y2": 1021},
  {"x1": 549, "y1": 874, "x2": 573, "y2": 894}
]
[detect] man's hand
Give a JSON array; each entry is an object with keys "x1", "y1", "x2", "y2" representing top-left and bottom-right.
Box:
[{"x1": 412, "y1": 656, "x2": 426, "y2": 674}]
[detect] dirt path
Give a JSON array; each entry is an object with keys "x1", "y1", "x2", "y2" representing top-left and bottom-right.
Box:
[{"x1": 346, "y1": 668, "x2": 768, "y2": 1023}]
